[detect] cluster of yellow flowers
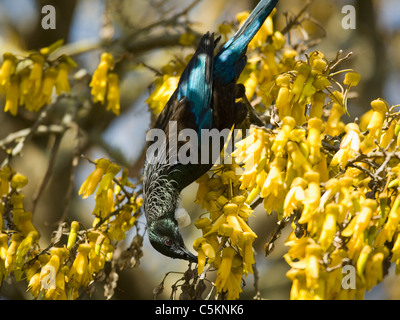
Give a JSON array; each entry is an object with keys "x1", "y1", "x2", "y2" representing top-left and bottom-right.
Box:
[
  {"x1": 0, "y1": 157, "x2": 141, "y2": 299},
  {"x1": 0, "y1": 166, "x2": 38, "y2": 285},
  {"x1": 89, "y1": 53, "x2": 121, "y2": 116},
  {"x1": 193, "y1": 162, "x2": 256, "y2": 300},
  {"x1": 0, "y1": 42, "x2": 121, "y2": 117},
  {"x1": 78, "y1": 158, "x2": 142, "y2": 241},
  {"x1": 213, "y1": 10, "x2": 400, "y2": 300},
  {"x1": 0, "y1": 40, "x2": 75, "y2": 115}
]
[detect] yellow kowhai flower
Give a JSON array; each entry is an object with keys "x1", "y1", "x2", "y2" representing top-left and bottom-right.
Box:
[
  {"x1": 106, "y1": 73, "x2": 120, "y2": 115},
  {"x1": 307, "y1": 118, "x2": 323, "y2": 165},
  {"x1": 90, "y1": 52, "x2": 114, "y2": 104},
  {"x1": 4, "y1": 75, "x2": 19, "y2": 116},
  {"x1": 0, "y1": 166, "x2": 12, "y2": 197},
  {"x1": 271, "y1": 116, "x2": 296, "y2": 155},
  {"x1": 261, "y1": 156, "x2": 285, "y2": 198},
  {"x1": 67, "y1": 221, "x2": 80, "y2": 250},
  {"x1": 0, "y1": 52, "x2": 17, "y2": 90},
  {"x1": 36, "y1": 67, "x2": 58, "y2": 111},
  {"x1": 290, "y1": 62, "x2": 311, "y2": 104},
  {"x1": 374, "y1": 193, "x2": 400, "y2": 247},
  {"x1": 214, "y1": 247, "x2": 237, "y2": 293},
  {"x1": 367, "y1": 99, "x2": 389, "y2": 139},
  {"x1": 275, "y1": 74, "x2": 291, "y2": 119},
  {"x1": 13, "y1": 210, "x2": 37, "y2": 237},
  {"x1": 27, "y1": 273, "x2": 41, "y2": 298},
  {"x1": 55, "y1": 62, "x2": 71, "y2": 95},
  {"x1": 238, "y1": 232, "x2": 256, "y2": 275},
  {"x1": 11, "y1": 173, "x2": 28, "y2": 189},
  {"x1": 79, "y1": 158, "x2": 111, "y2": 199},
  {"x1": 324, "y1": 92, "x2": 345, "y2": 137},
  {"x1": 283, "y1": 177, "x2": 306, "y2": 217},
  {"x1": 92, "y1": 187, "x2": 115, "y2": 225},
  {"x1": 287, "y1": 141, "x2": 312, "y2": 173},
  {"x1": 330, "y1": 123, "x2": 360, "y2": 168},
  {"x1": 193, "y1": 237, "x2": 216, "y2": 275},
  {"x1": 69, "y1": 243, "x2": 92, "y2": 288},
  {"x1": 298, "y1": 171, "x2": 321, "y2": 233},
  {"x1": 5, "y1": 234, "x2": 21, "y2": 272},
  {"x1": 28, "y1": 54, "x2": 45, "y2": 97},
  {"x1": 14, "y1": 231, "x2": 39, "y2": 281},
  {"x1": 364, "y1": 247, "x2": 388, "y2": 291},
  {"x1": 318, "y1": 203, "x2": 339, "y2": 251},
  {"x1": 108, "y1": 205, "x2": 139, "y2": 241}
]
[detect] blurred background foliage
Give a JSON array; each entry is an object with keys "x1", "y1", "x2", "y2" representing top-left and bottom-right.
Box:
[{"x1": 0, "y1": 0, "x2": 399, "y2": 299}]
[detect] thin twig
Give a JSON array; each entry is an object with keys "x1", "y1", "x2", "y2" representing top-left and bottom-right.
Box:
[{"x1": 31, "y1": 133, "x2": 63, "y2": 214}]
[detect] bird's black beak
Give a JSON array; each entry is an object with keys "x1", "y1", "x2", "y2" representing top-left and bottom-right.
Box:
[{"x1": 182, "y1": 247, "x2": 198, "y2": 263}]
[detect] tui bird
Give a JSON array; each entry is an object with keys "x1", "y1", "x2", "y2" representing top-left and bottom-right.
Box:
[{"x1": 143, "y1": 0, "x2": 279, "y2": 262}]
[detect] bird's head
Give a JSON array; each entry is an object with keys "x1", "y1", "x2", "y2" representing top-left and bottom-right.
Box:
[{"x1": 147, "y1": 216, "x2": 197, "y2": 262}]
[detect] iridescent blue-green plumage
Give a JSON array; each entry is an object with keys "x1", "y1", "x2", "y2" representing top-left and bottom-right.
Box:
[{"x1": 143, "y1": 0, "x2": 279, "y2": 262}]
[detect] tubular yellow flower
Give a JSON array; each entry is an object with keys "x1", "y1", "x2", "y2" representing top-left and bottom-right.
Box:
[
  {"x1": 356, "y1": 244, "x2": 372, "y2": 282},
  {"x1": 14, "y1": 231, "x2": 39, "y2": 280},
  {"x1": 90, "y1": 52, "x2": 114, "y2": 103},
  {"x1": 5, "y1": 234, "x2": 21, "y2": 271},
  {"x1": 318, "y1": 203, "x2": 339, "y2": 251},
  {"x1": 298, "y1": 171, "x2": 320, "y2": 230},
  {"x1": 36, "y1": 68, "x2": 57, "y2": 110},
  {"x1": 342, "y1": 199, "x2": 375, "y2": 239},
  {"x1": 13, "y1": 210, "x2": 37, "y2": 236},
  {"x1": 215, "y1": 247, "x2": 236, "y2": 292},
  {"x1": 240, "y1": 232, "x2": 255, "y2": 275},
  {"x1": 29, "y1": 54, "x2": 45, "y2": 96},
  {"x1": 106, "y1": 73, "x2": 120, "y2": 115},
  {"x1": 69, "y1": 243, "x2": 92, "y2": 287},
  {"x1": 305, "y1": 244, "x2": 322, "y2": 290},
  {"x1": 67, "y1": 221, "x2": 80, "y2": 250},
  {"x1": 330, "y1": 123, "x2": 360, "y2": 168},
  {"x1": 11, "y1": 173, "x2": 28, "y2": 189},
  {"x1": 307, "y1": 118, "x2": 323, "y2": 165},
  {"x1": 0, "y1": 166, "x2": 12, "y2": 197},
  {"x1": 366, "y1": 98, "x2": 389, "y2": 139},
  {"x1": 0, "y1": 233, "x2": 8, "y2": 262},
  {"x1": 79, "y1": 158, "x2": 111, "y2": 199},
  {"x1": 309, "y1": 91, "x2": 326, "y2": 119},
  {"x1": 261, "y1": 156, "x2": 285, "y2": 198},
  {"x1": 284, "y1": 177, "x2": 306, "y2": 217},
  {"x1": 96, "y1": 163, "x2": 121, "y2": 195},
  {"x1": 324, "y1": 92, "x2": 345, "y2": 136},
  {"x1": 271, "y1": 116, "x2": 296, "y2": 155},
  {"x1": 364, "y1": 248, "x2": 388, "y2": 291},
  {"x1": 287, "y1": 141, "x2": 312, "y2": 173},
  {"x1": 193, "y1": 237, "x2": 216, "y2": 275},
  {"x1": 374, "y1": 194, "x2": 400, "y2": 247},
  {"x1": 4, "y1": 75, "x2": 19, "y2": 116},
  {"x1": 344, "y1": 72, "x2": 361, "y2": 87},
  {"x1": 55, "y1": 62, "x2": 71, "y2": 94},
  {"x1": 27, "y1": 273, "x2": 41, "y2": 298},
  {"x1": 290, "y1": 62, "x2": 311, "y2": 103},
  {"x1": 0, "y1": 52, "x2": 17, "y2": 89}
]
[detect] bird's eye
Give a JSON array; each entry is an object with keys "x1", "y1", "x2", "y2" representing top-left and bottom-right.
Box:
[{"x1": 164, "y1": 238, "x2": 173, "y2": 246}]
